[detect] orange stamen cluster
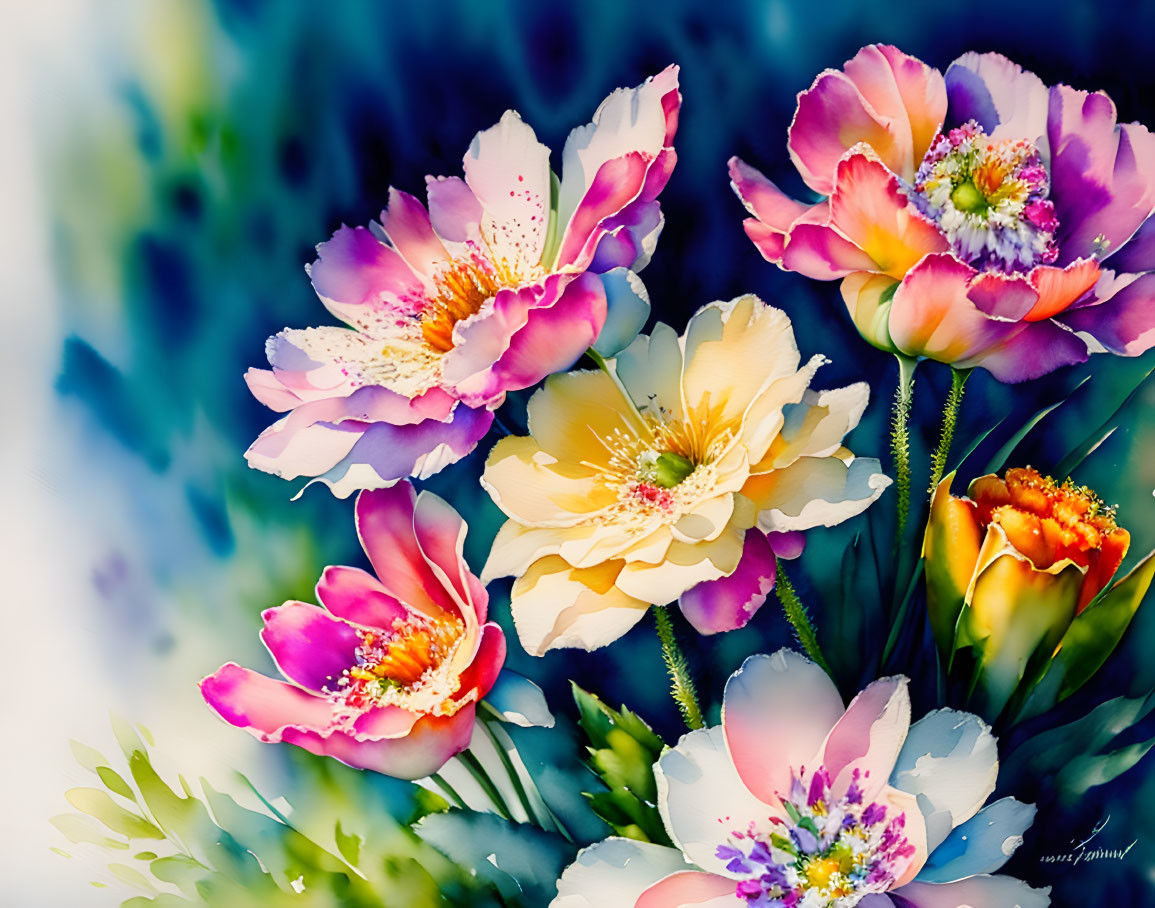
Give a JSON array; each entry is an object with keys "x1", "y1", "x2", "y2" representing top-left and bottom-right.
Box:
[
  {"x1": 970, "y1": 467, "x2": 1129, "y2": 610},
  {"x1": 421, "y1": 255, "x2": 503, "y2": 352},
  {"x1": 340, "y1": 615, "x2": 466, "y2": 711}
]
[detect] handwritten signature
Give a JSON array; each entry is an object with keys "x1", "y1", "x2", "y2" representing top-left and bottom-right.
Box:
[{"x1": 1039, "y1": 815, "x2": 1137, "y2": 865}]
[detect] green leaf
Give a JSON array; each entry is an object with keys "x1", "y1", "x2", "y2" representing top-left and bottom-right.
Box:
[
  {"x1": 415, "y1": 809, "x2": 572, "y2": 906},
  {"x1": 1058, "y1": 738, "x2": 1155, "y2": 800},
  {"x1": 1053, "y1": 364, "x2": 1154, "y2": 477},
  {"x1": 64, "y1": 789, "x2": 165, "y2": 840},
  {"x1": 97, "y1": 766, "x2": 137, "y2": 801},
  {"x1": 982, "y1": 375, "x2": 1091, "y2": 475},
  {"x1": 1042, "y1": 550, "x2": 1155, "y2": 706},
  {"x1": 571, "y1": 685, "x2": 669, "y2": 844}
]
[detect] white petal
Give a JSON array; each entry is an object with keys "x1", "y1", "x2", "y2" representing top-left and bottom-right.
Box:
[
  {"x1": 552, "y1": 838, "x2": 689, "y2": 908},
  {"x1": 655, "y1": 726, "x2": 779, "y2": 877},
  {"x1": 890, "y1": 709, "x2": 999, "y2": 853}
]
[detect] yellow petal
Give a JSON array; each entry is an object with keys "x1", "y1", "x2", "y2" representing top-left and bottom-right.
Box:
[{"x1": 922, "y1": 473, "x2": 984, "y2": 657}]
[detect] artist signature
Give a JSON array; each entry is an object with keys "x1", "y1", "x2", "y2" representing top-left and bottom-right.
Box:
[{"x1": 1039, "y1": 815, "x2": 1137, "y2": 865}]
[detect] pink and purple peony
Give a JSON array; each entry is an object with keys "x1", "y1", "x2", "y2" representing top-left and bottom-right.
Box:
[
  {"x1": 246, "y1": 66, "x2": 680, "y2": 496},
  {"x1": 200, "y1": 483, "x2": 505, "y2": 780},
  {"x1": 731, "y1": 45, "x2": 1155, "y2": 382}
]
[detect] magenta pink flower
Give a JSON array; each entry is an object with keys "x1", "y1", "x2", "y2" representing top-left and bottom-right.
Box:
[
  {"x1": 731, "y1": 45, "x2": 1155, "y2": 382},
  {"x1": 247, "y1": 66, "x2": 680, "y2": 496},
  {"x1": 200, "y1": 483, "x2": 505, "y2": 780}
]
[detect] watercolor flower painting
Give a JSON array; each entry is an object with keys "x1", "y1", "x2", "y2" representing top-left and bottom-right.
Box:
[{"x1": 9, "y1": 3, "x2": 1155, "y2": 907}]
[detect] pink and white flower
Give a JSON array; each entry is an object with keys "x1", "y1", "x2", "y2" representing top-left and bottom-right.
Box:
[
  {"x1": 554, "y1": 650, "x2": 1049, "y2": 907},
  {"x1": 200, "y1": 483, "x2": 505, "y2": 780},
  {"x1": 730, "y1": 45, "x2": 1155, "y2": 382},
  {"x1": 246, "y1": 66, "x2": 681, "y2": 496}
]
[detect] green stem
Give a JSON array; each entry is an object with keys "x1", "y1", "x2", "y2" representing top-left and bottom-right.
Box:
[
  {"x1": 477, "y1": 714, "x2": 538, "y2": 827},
  {"x1": 428, "y1": 772, "x2": 468, "y2": 810},
  {"x1": 890, "y1": 354, "x2": 918, "y2": 549},
  {"x1": 653, "y1": 606, "x2": 704, "y2": 730},
  {"x1": 454, "y1": 750, "x2": 514, "y2": 821},
  {"x1": 775, "y1": 564, "x2": 833, "y2": 677},
  {"x1": 927, "y1": 368, "x2": 970, "y2": 494}
]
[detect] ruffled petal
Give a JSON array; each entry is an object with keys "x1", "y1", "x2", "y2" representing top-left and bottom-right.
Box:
[
  {"x1": 1048, "y1": 85, "x2": 1155, "y2": 265},
  {"x1": 412, "y1": 489, "x2": 485, "y2": 621},
  {"x1": 721, "y1": 650, "x2": 844, "y2": 808},
  {"x1": 509, "y1": 556, "x2": 650, "y2": 655},
  {"x1": 1059, "y1": 270, "x2": 1155, "y2": 355},
  {"x1": 748, "y1": 455, "x2": 891, "y2": 533},
  {"x1": 424, "y1": 175, "x2": 482, "y2": 245},
  {"x1": 281, "y1": 706, "x2": 475, "y2": 780},
  {"x1": 781, "y1": 222, "x2": 880, "y2": 280},
  {"x1": 944, "y1": 52, "x2": 1049, "y2": 142},
  {"x1": 828, "y1": 152, "x2": 949, "y2": 280}
]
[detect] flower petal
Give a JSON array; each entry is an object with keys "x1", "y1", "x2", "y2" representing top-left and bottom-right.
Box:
[
  {"x1": 425, "y1": 175, "x2": 482, "y2": 245},
  {"x1": 592, "y1": 268, "x2": 651, "y2": 357},
  {"x1": 1048, "y1": 84, "x2": 1155, "y2": 265},
  {"x1": 961, "y1": 319, "x2": 1089, "y2": 383},
  {"x1": 1060, "y1": 270, "x2": 1155, "y2": 355},
  {"x1": 890, "y1": 709, "x2": 998, "y2": 853},
  {"x1": 944, "y1": 52, "x2": 1049, "y2": 142},
  {"x1": 463, "y1": 110, "x2": 552, "y2": 269},
  {"x1": 655, "y1": 725, "x2": 782, "y2": 876},
  {"x1": 379, "y1": 188, "x2": 450, "y2": 278},
  {"x1": 894, "y1": 874, "x2": 1049, "y2": 908},
  {"x1": 413, "y1": 489, "x2": 486, "y2": 622},
  {"x1": 259, "y1": 602, "x2": 362, "y2": 694},
  {"x1": 721, "y1": 650, "x2": 844, "y2": 808},
  {"x1": 453, "y1": 622, "x2": 506, "y2": 702},
  {"x1": 355, "y1": 484, "x2": 458, "y2": 615},
  {"x1": 200, "y1": 663, "x2": 339, "y2": 742},
  {"x1": 781, "y1": 222, "x2": 880, "y2": 280},
  {"x1": 315, "y1": 565, "x2": 408, "y2": 629},
  {"x1": 551, "y1": 838, "x2": 689, "y2": 908},
  {"x1": 748, "y1": 455, "x2": 891, "y2": 533},
  {"x1": 915, "y1": 798, "x2": 1036, "y2": 884},
  {"x1": 509, "y1": 556, "x2": 651, "y2": 655},
  {"x1": 821, "y1": 676, "x2": 911, "y2": 799},
  {"x1": 557, "y1": 64, "x2": 680, "y2": 247},
  {"x1": 636, "y1": 871, "x2": 737, "y2": 907},
  {"x1": 678, "y1": 529, "x2": 777, "y2": 635},
  {"x1": 281, "y1": 707, "x2": 475, "y2": 780},
  {"x1": 828, "y1": 152, "x2": 949, "y2": 280}
]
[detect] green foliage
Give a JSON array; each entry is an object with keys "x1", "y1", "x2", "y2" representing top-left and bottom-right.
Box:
[
  {"x1": 415, "y1": 809, "x2": 571, "y2": 906},
  {"x1": 51, "y1": 720, "x2": 487, "y2": 906},
  {"x1": 571, "y1": 684, "x2": 671, "y2": 845},
  {"x1": 1002, "y1": 692, "x2": 1155, "y2": 805}
]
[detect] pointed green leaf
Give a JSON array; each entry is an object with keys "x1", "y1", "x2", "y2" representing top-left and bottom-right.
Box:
[{"x1": 64, "y1": 788, "x2": 165, "y2": 840}]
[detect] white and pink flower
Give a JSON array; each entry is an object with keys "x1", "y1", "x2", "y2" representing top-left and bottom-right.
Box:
[
  {"x1": 246, "y1": 66, "x2": 680, "y2": 496},
  {"x1": 200, "y1": 483, "x2": 505, "y2": 780},
  {"x1": 554, "y1": 650, "x2": 1048, "y2": 908}
]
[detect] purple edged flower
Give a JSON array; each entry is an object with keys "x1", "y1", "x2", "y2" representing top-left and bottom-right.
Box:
[
  {"x1": 731, "y1": 45, "x2": 1155, "y2": 382},
  {"x1": 246, "y1": 67, "x2": 680, "y2": 496}
]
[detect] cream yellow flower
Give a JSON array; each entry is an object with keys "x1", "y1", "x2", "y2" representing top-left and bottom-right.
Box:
[{"x1": 481, "y1": 294, "x2": 890, "y2": 655}]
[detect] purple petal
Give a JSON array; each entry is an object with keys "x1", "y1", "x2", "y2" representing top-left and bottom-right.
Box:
[
  {"x1": 1048, "y1": 85, "x2": 1155, "y2": 265},
  {"x1": 944, "y1": 52, "x2": 1048, "y2": 141},
  {"x1": 678, "y1": 530, "x2": 777, "y2": 635},
  {"x1": 1059, "y1": 270, "x2": 1155, "y2": 355}
]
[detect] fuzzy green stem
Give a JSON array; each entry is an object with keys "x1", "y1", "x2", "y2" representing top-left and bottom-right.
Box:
[
  {"x1": 927, "y1": 368, "x2": 970, "y2": 494},
  {"x1": 653, "y1": 606, "x2": 704, "y2": 730},
  {"x1": 775, "y1": 564, "x2": 833, "y2": 677},
  {"x1": 890, "y1": 355, "x2": 918, "y2": 548}
]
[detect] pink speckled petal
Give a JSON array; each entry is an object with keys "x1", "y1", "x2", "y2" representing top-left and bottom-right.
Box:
[
  {"x1": 259, "y1": 602, "x2": 362, "y2": 694},
  {"x1": 379, "y1": 187, "x2": 450, "y2": 278}
]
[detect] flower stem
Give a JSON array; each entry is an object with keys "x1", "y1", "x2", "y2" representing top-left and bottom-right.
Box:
[
  {"x1": 653, "y1": 606, "x2": 704, "y2": 730},
  {"x1": 775, "y1": 564, "x2": 833, "y2": 677},
  {"x1": 453, "y1": 750, "x2": 514, "y2": 821},
  {"x1": 890, "y1": 355, "x2": 918, "y2": 548},
  {"x1": 927, "y1": 368, "x2": 970, "y2": 494}
]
